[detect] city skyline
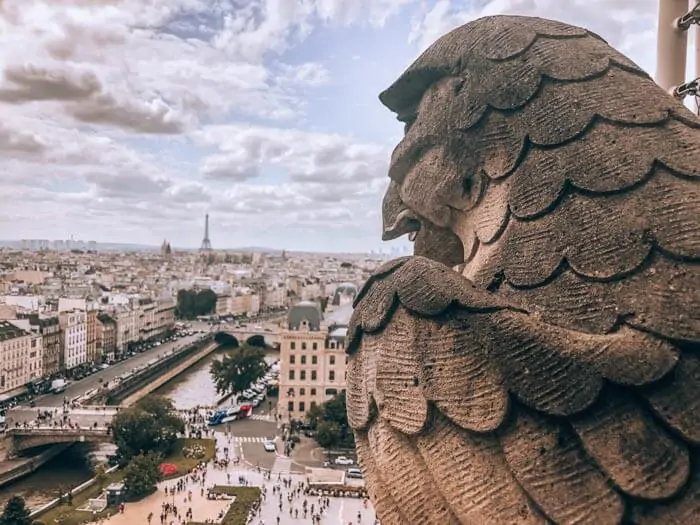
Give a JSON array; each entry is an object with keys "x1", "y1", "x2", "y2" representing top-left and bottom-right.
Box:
[{"x1": 0, "y1": 1, "x2": 667, "y2": 252}]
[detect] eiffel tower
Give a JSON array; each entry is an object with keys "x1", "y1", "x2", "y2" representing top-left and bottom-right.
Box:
[{"x1": 200, "y1": 213, "x2": 212, "y2": 251}]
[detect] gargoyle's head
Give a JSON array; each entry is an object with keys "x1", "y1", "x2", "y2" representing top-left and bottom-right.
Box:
[{"x1": 378, "y1": 15, "x2": 567, "y2": 268}]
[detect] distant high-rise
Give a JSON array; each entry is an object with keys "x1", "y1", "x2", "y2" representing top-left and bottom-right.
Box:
[{"x1": 200, "y1": 214, "x2": 212, "y2": 251}]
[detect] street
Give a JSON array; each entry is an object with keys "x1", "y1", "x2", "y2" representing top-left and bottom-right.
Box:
[{"x1": 28, "y1": 333, "x2": 206, "y2": 408}]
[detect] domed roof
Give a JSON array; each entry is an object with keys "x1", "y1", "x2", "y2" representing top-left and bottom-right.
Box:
[
  {"x1": 332, "y1": 282, "x2": 358, "y2": 306},
  {"x1": 287, "y1": 301, "x2": 322, "y2": 330}
]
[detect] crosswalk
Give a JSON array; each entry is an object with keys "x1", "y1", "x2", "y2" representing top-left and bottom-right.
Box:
[
  {"x1": 232, "y1": 436, "x2": 275, "y2": 443},
  {"x1": 248, "y1": 414, "x2": 274, "y2": 422}
]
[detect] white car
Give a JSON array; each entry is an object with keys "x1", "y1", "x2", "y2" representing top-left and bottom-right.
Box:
[
  {"x1": 263, "y1": 440, "x2": 276, "y2": 452},
  {"x1": 334, "y1": 456, "x2": 354, "y2": 466}
]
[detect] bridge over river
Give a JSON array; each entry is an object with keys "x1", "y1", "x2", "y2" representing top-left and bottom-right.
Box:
[{"x1": 4, "y1": 405, "x2": 215, "y2": 454}]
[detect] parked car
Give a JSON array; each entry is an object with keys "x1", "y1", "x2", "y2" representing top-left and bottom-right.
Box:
[
  {"x1": 346, "y1": 468, "x2": 363, "y2": 479},
  {"x1": 334, "y1": 456, "x2": 354, "y2": 466}
]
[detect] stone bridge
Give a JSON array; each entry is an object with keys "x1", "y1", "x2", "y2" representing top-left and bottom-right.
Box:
[
  {"x1": 5, "y1": 406, "x2": 117, "y2": 453},
  {"x1": 215, "y1": 325, "x2": 281, "y2": 348},
  {"x1": 7, "y1": 427, "x2": 112, "y2": 453}
]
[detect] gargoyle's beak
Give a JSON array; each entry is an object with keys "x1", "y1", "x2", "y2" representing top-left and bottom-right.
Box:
[{"x1": 381, "y1": 181, "x2": 421, "y2": 241}]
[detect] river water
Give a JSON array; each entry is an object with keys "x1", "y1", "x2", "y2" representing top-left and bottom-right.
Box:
[{"x1": 0, "y1": 350, "x2": 227, "y2": 510}]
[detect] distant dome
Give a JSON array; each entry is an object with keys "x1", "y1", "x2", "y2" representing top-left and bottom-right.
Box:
[
  {"x1": 287, "y1": 301, "x2": 322, "y2": 330},
  {"x1": 332, "y1": 282, "x2": 358, "y2": 306}
]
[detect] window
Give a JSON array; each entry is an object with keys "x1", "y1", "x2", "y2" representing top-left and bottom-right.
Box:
[
  {"x1": 301, "y1": 355, "x2": 306, "y2": 365},
  {"x1": 300, "y1": 388, "x2": 306, "y2": 395},
  {"x1": 290, "y1": 342, "x2": 296, "y2": 350},
  {"x1": 329, "y1": 370, "x2": 335, "y2": 381},
  {"x1": 300, "y1": 370, "x2": 306, "y2": 380},
  {"x1": 289, "y1": 370, "x2": 295, "y2": 380},
  {"x1": 288, "y1": 388, "x2": 295, "y2": 396},
  {"x1": 310, "y1": 388, "x2": 317, "y2": 396},
  {"x1": 311, "y1": 370, "x2": 317, "y2": 381},
  {"x1": 312, "y1": 356, "x2": 317, "y2": 365},
  {"x1": 288, "y1": 401, "x2": 294, "y2": 412},
  {"x1": 312, "y1": 342, "x2": 317, "y2": 350},
  {"x1": 302, "y1": 342, "x2": 307, "y2": 350},
  {"x1": 310, "y1": 401, "x2": 317, "y2": 409},
  {"x1": 299, "y1": 402, "x2": 306, "y2": 412},
  {"x1": 329, "y1": 355, "x2": 335, "y2": 365},
  {"x1": 289, "y1": 355, "x2": 295, "y2": 364},
  {"x1": 325, "y1": 388, "x2": 338, "y2": 396}
]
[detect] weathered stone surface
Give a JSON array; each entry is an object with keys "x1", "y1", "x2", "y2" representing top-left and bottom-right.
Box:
[{"x1": 347, "y1": 14, "x2": 700, "y2": 525}]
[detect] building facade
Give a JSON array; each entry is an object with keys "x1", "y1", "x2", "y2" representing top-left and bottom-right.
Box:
[
  {"x1": 278, "y1": 301, "x2": 352, "y2": 422},
  {"x1": 97, "y1": 313, "x2": 117, "y2": 363},
  {"x1": 59, "y1": 309, "x2": 87, "y2": 371},
  {"x1": 86, "y1": 307, "x2": 98, "y2": 364},
  {"x1": 27, "y1": 314, "x2": 61, "y2": 377},
  {"x1": 0, "y1": 320, "x2": 32, "y2": 397}
]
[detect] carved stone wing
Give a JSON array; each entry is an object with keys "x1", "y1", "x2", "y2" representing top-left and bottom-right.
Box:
[{"x1": 347, "y1": 257, "x2": 700, "y2": 524}]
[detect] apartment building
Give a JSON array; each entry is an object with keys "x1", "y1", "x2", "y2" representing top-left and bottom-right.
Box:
[
  {"x1": 154, "y1": 299, "x2": 176, "y2": 335},
  {"x1": 231, "y1": 292, "x2": 260, "y2": 316},
  {"x1": 278, "y1": 301, "x2": 352, "y2": 421},
  {"x1": 97, "y1": 313, "x2": 117, "y2": 362},
  {"x1": 0, "y1": 320, "x2": 33, "y2": 397},
  {"x1": 28, "y1": 314, "x2": 61, "y2": 377},
  {"x1": 59, "y1": 309, "x2": 87, "y2": 371},
  {"x1": 139, "y1": 301, "x2": 158, "y2": 341},
  {"x1": 114, "y1": 307, "x2": 138, "y2": 356},
  {"x1": 216, "y1": 293, "x2": 231, "y2": 316},
  {"x1": 86, "y1": 307, "x2": 98, "y2": 364}
]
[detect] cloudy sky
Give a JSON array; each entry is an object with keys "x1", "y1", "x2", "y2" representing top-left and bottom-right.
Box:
[{"x1": 0, "y1": 0, "x2": 670, "y2": 251}]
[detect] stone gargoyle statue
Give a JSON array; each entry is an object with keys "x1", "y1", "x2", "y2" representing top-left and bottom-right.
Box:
[{"x1": 346, "y1": 15, "x2": 700, "y2": 525}]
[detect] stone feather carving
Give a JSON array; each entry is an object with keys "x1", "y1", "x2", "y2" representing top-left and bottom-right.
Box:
[{"x1": 347, "y1": 15, "x2": 700, "y2": 525}]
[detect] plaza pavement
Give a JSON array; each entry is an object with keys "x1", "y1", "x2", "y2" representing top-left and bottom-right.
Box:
[{"x1": 102, "y1": 432, "x2": 376, "y2": 525}]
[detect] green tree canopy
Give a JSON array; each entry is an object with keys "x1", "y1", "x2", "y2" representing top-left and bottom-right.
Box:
[
  {"x1": 308, "y1": 392, "x2": 354, "y2": 448},
  {"x1": 0, "y1": 495, "x2": 31, "y2": 525},
  {"x1": 123, "y1": 452, "x2": 163, "y2": 500},
  {"x1": 112, "y1": 396, "x2": 184, "y2": 465},
  {"x1": 176, "y1": 288, "x2": 217, "y2": 319},
  {"x1": 210, "y1": 345, "x2": 267, "y2": 395},
  {"x1": 315, "y1": 421, "x2": 340, "y2": 450}
]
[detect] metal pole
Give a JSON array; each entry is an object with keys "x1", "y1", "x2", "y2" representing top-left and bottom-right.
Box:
[{"x1": 657, "y1": 0, "x2": 690, "y2": 91}]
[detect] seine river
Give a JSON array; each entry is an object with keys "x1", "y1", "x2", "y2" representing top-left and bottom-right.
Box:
[{"x1": 0, "y1": 350, "x2": 226, "y2": 510}]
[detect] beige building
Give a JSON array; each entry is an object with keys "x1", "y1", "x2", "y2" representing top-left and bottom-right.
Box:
[
  {"x1": 59, "y1": 309, "x2": 87, "y2": 371},
  {"x1": 86, "y1": 307, "x2": 98, "y2": 364},
  {"x1": 29, "y1": 314, "x2": 61, "y2": 377},
  {"x1": 0, "y1": 320, "x2": 33, "y2": 397},
  {"x1": 216, "y1": 293, "x2": 231, "y2": 316},
  {"x1": 97, "y1": 313, "x2": 117, "y2": 363},
  {"x1": 278, "y1": 301, "x2": 353, "y2": 422}
]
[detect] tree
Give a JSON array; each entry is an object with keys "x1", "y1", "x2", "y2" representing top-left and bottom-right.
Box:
[
  {"x1": 93, "y1": 464, "x2": 108, "y2": 490},
  {"x1": 112, "y1": 396, "x2": 184, "y2": 465},
  {"x1": 210, "y1": 345, "x2": 267, "y2": 395},
  {"x1": 306, "y1": 403, "x2": 324, "y2": 429},
  {"x1": 323, "y1": 391, "x2": 349, "y2": 426},
  {"x1": 309, "y1": 392, "x2": 354, "y2": 448},
  {"x1": 123, "y1": 453, "x2": 163, "y2": 500},
  {"x1": 0, "y1": 495, "x2": 31, "y2": 525},
  {"x1": 176, "y1": 288, "x2": 218, "y2": 319},
  {"x1": 315, "y1": 421, "x2": 340, "y2": 450}
]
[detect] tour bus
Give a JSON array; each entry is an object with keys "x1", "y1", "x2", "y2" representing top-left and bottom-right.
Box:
[{"x1": 207, "y1": 403, "x2": 253, "y2": 426}]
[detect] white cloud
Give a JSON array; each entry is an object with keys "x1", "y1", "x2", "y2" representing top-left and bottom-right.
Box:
[
  {"x1": 0, "y1": 0, "x2": 672, "y2": 251},
  {"x1": 409, "y1": 0, "x2": 660, "y2": 74},
  {"x1": 196, "y1": 125, "x2": 389, "y2": 185}
]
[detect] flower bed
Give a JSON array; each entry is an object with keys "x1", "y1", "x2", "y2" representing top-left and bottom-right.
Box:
[{"x1": 182, "y1": 443, "x2": 207, "y2": 459}]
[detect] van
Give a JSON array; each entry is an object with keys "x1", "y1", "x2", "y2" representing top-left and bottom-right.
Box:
[{"x1": 346, "y1": 468, "x2": 363, "y2": 479}]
